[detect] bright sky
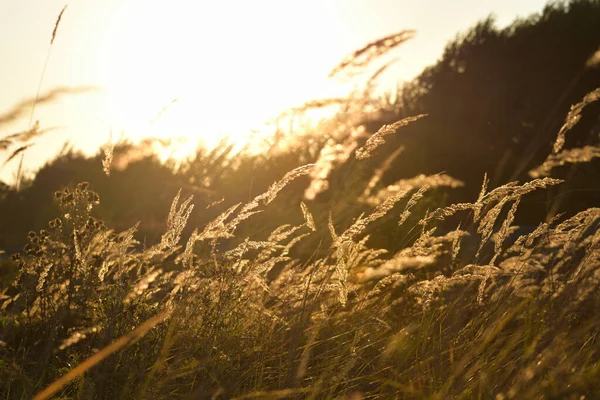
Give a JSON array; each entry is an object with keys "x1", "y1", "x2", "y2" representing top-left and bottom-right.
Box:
[{"x1": 0, "y1": 0, "x2": 549, "y2": 183}]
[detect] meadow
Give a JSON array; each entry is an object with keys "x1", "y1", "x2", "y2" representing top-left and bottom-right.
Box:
[{"x1": 1, "y1": 1, "x2": 600, "y2": 398}]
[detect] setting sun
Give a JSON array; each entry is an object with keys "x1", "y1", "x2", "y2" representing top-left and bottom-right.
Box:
[
  {"x1": 0, "y1": 0, "x2": 551, "y2": 179},
  {"x1": 99, "y1": 0, "x2": 349, "y2": 153}
]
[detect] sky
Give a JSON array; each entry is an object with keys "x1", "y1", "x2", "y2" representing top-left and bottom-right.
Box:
[{"x1": 0, "y1": 0, "x2": 550, "y2": 183}]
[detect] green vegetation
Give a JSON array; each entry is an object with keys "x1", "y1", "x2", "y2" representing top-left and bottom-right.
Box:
[{"x1": 1, "y1": 1, "x2": 600, "y2": 398}]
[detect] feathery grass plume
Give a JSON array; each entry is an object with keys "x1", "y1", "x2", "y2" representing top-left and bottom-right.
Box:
[
  {"x1": 36, "y1": 263, "x2": 53, "y2": 292},
  {"x1": 2, "y1": 144, "x2": 32, "y2": 167},
  {"x1": 476, "y1": 266, "x2": 495, "y2": 305},
  {"x1": 102, "y1": 131, "x2": 114, "y2": 176},
  {"x1": 547, "y1": 208, "x2": 600, "y2": 277},
  {"x1": 225, "y1": 164, "x2": 312, "y2": 232},
  {"x1": 0, "y1": 120, "x2": 59, "y2": 150},
  {"x1": 206, "y1": 197, "x2": 225, "y2": 209},
  {"x1": 328, "y1": 202, "x2": 402, "y2": 305},
  {"x1": 112, "y1": 222, "x2": 140, "y2": 260},
  {"x1": 529, "y1": 145, "x2": 600, "y2": 177},
  {"x1": 337, "y1": 190, "x2": 409, "y2": 247},
  {"x1": 50, "y1": 5, "x2": 68, "y2": 45},
  {"x1": 411, "y1": 225, "x2": 437, "y2": 255},
  {"x1": 365, "y1": 254, "x2": 435, "y2": 281},
  {"x1": 280, "y1": 232, "x2": 311, "y2": 257},
  {"x1": 451, "y1": 225, "x2": 464, "y2": 267},
  {"x1": 355, "y1": 114, "x2": 427, "y2": 160},
  {"x1": 193, "y1": 202, "x2": 241, "y2": 243},
  {"x1": 476, "y1": 179, "x2": 562, "y2": 257},
  {"x1": 149, "y1": 97, "x2": 178, "y2": 125},
  {"x1": 476, "y1": 197, "x2": 510, "y2": 260},
  {"x1": 147, "y1": 190, "x2": 193, "y2": 258},
  {"x1": 552, "y1": 87, "x2": 600, "y2": 155},
  {"x1": 474, "y1": 173, "x2": 489, "y2": 222},
  {"x1": 263, "y1": 164, "x2": 313, "y2": 205},
  {"x1": 0, "y1": 86, "x2": 95, "y2": 127},
  {"x1": 481, "y1": 180, "x2": 519, "y2": 199},
  {"x1": 267, "y1": 224, "x2": 302, "y2": 244},
  {"x1": 176, "y1": 228, "x2": 199, "y2": 269},
  {"x1": 513, "y1": 213, "x2": 563, "y2": 249},
  {"x1": 192, "y1": 166, "x2": 312, "y2": 247},
  {"x1": 406, "y1": 275, "x2": 448, "y2": 310},
  {"x1": 224, "y1": 239, "x2": 279, "y2": 261},
  {"x1": 364, "y1": 172, "x2": 463, "y2": 205},
  {"x1": 328, "y1": 212, "x2": 338, "y2": 242},
  {"x1": 300, "y1": 201, "x2": 316, "y2": 231},
  {"x1": 360, "y1": 145, "x2": 404, "y2": 200},
  {"x1": 329, "y1": 30, "x2": 415, "y2": 78},
  {"x1": 423, "y1": 202, "x2": 475, "y2": 224},
  {"x1": 398, "y1": 186, "x2": 429, "y2": 226},
  {"x1": 490, "y1": 198, "x2": 521, "y2": 266},
  {"x1": 164, "y1": 190, "x2": 193, "y2": 249},
  {"x1": 410, "y1": 272, "x2": 488, "y2": 310},
  {"x1": 229, "y1": 165, "x2": 314, "y2": 228},
  {"x1": 366, "y1": 272, "x2": 415, "y2": 298},
  {"x1": 304, "y1": 138, "x2": 356, "y2": 200}
]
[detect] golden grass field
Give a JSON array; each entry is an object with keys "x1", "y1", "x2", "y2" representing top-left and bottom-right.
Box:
[{"x1": 1, "y1": 1, "x2": 600, "y2": 398}]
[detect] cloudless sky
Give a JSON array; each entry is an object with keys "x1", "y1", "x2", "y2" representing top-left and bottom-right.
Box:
[{"x1": 0, "y1": 0, "x2": 550, "y2": 182}]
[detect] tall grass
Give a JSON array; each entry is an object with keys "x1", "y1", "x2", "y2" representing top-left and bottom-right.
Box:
[{"x1": 1, "y1": 16, "x2": 600, "y2": 400}]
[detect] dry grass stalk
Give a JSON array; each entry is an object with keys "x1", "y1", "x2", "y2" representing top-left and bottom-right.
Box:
[
  {"x1": 529, "y1": 145, "x2": 600, "y2": 177},
  {"x1": 355, "y1": 114, "x2": 427, "y2": 160},
  {"x1": 305, "y1": 138, "x2": 356, "y2": 200},
  {"x1": 102, "y1": 132, "x2": 114, "y2": 176},
  {"x1": 2, "y1": 144, "x2": 32, "y2": 167},
  {"x1": 33, "y1": 311, "x2": 169, "y2": 400},
  {"x1": 145, "y1": 191, "x2": 194, "y2": 259},
  {"x1": 364, "y1": 173, "x2": 463, "y2": 206},
  {"x1": 399, "y1": 186, "x2": 429, "y2": 226},
  {"x1": 329, "y1": 30, "x2": 415, "y2": 78},
  {"x1": 476, "y1": 178, "x2": 562, "y2": 258},
  {"x1": 474, "y1": 173, "x2": 489, "y2": 222},
  {"x1": 423, "y1": 203, "x2": 475, "y2": 224},
  {"x1": 263, "y1": 164, "x2": 313, "y2": 205},
  {"x1": 337, "y1": 190, "x2": 409, "y2": 247},
  {"x1": 513, "y1": 213, "x2": 564, "y2": 249},
  {"x1": 0, "y1": 121, "x2": 58, "y2": 151},
  {"x1": 328, "y1": 212, "x2": 338, "y2": 242},
  {"x1": 552, "y1": 87, "x2": 600, "y2": 154},
  {"x1": 451, "y1": 225, "x2": 464, "y2": 267},
  {"x1": 227, "y1": 164, "x2": 313, "y2": 232},
  {"x1": 267, "y1": 224, "x2": 297, "y2": 243},
  {"x1": 360, "y1": 146, "x2": 404, "y2": 200},
  {"x1": 300, "y1": 202, "x2": 316, "y2": 231},
  {"x1": 206, "y1": 197, "x2": 225, "y2": 209},
  {"x1": 50, "y1": 5, "x2": 68, "y2": 45},
  {"x1": 490, "y1": 198, "x2": 521, "y2": 265}
]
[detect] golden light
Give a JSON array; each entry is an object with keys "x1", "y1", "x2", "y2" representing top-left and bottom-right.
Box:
[{"x1": 98, "y1": 0, "x2": 349, "y2": 159}]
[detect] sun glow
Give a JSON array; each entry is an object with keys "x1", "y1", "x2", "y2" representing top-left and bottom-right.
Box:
[{"x1": 99, "y1": 0, "x2": 349, "y2": 158}]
